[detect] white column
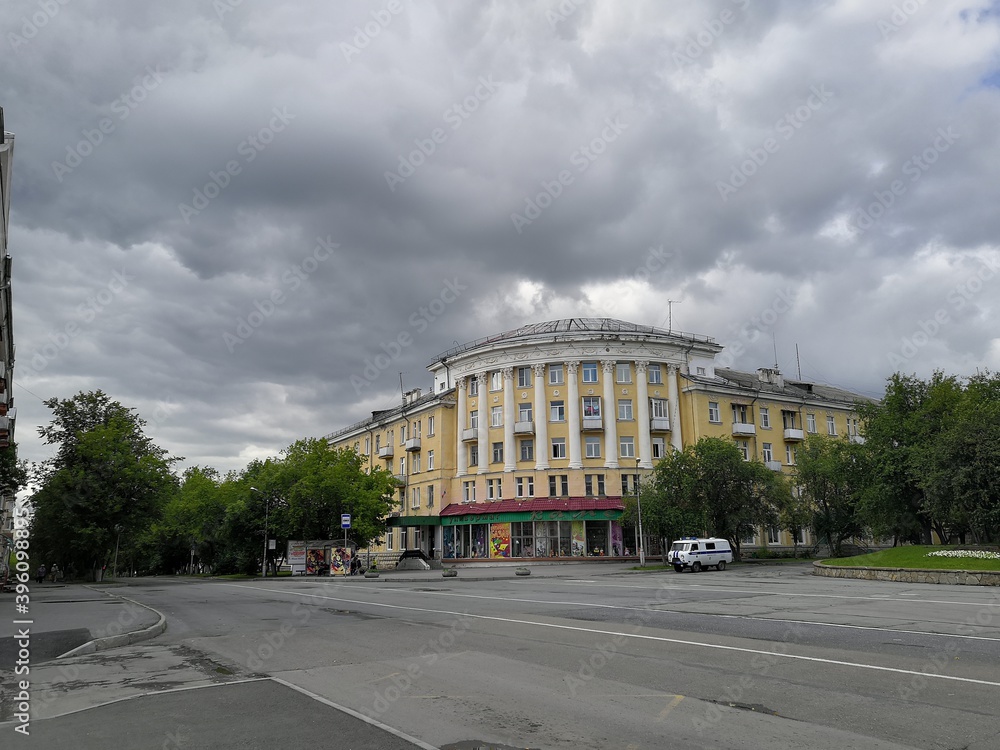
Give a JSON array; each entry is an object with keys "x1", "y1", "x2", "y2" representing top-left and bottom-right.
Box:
[
  {"x1": 533, "y1": 363, "x2": 549, "y2": 470},
  {"x1": 602, "y1": 360, "x2": 619, "y2": 469},
  {"x1": 456, "y1": 377, "x2": 468, "y2": 476},
  {"x1": 566, "y1": 361, "x2": 582, "y2": 469},
  {"x1": 668, "y1": 364, "x2": 683, "y2": 452},
  {"x1": 503, "y1": 367, "x2": 516, "y2": 472},
  {"x1": 635, "y1": 361, "x2": 653, "y2": 469},
  {"x1": 476, "y1": 372, "x2": 489, "y2": 475}
]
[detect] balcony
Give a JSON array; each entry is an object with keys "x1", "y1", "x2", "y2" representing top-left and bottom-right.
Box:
[
  {"x1": 392, "y1": 473, "x2": 407, "y2": 485},
  {"x1": 732, "y1": 422, "x2": 756, "y2": 436},
  {"x1": 462, "y1": 427, "x2": 478, "y2": 442},
  {"x1": 514, "y1": 420, "x2": 534, "y2": 435},
  {"x1": 582, "y1": 416, "x2": 603, "y2": 430},
  {"x1": 404, "y1": 437, "x2": 421, "y2": 452},
  {"x1": 765, "y1": 460, "x2": 783, "y2": 472},
  {"x1": 783, "y1": 428, "x2": 805, "y2": 441},
  {"x1": 849, "y1": 434, "x2": 866, "y2": 445},
  {"x1": 377, "y1": 445, "x2": 394, "y2": 459},
  {"x1": 649, "y1": 417, "x2": 670, "y2": 431}
]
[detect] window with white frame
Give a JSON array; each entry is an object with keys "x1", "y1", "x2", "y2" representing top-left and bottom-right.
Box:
[
  {"x1": 827, "y1": 415, "x2": 837, "y2": 435},
  {"x1": 400, "y1": 424, "x2": 407, "y2": 443},
  {"x1": 583, "y1": 396, "x2": 601, "y2": 417},
  {"x1": 399, "y1": 456, "x2": 406, "y2": 475},
  {"x1": 762, "y1": 443, "x2": 773, "y2": 463},
  {"x1": 427, "y1": 416, "x2": 435, "y2": 436},
  {"x1": 463, "y1": 480, "x2": 476, "y2": 502},
  {"x1": 736, "y1": 440, "x2": 749, "y2": 460},
  {"x1": 520, "y1": 439, "x2": 534, "y2": 461},
  {"x1": 806, "y1": 413, "x2": 817, "y2": 433},
  {"x1": 652, "y1": 437, "x2": 665, "y2": 459},
  {"x1": 760, "y1": 407, "x2": 770, "y2": 429},
  {"x1": 427, "y1": 450, "x2": 434, "y2": 470},
  {"x1": 651, "y1": 398, "x2": 668, "y2": 418},
  {"x1": 618, "y1": 399, "x2": 633, "y2": 420},
  {"x1": 549, "y1": 364, "x2": 564, "y2": 385},
  {"x1": 469, "y1": 378, "x2": 479, "y2": 397},
  {"x1": 647, "y1": 363, "x2": 662, "y2": 384},
  {"x1": 582, "y1": 362, "x2": 598, "y2": 383},
  {"x1": 386, "y1": 530, "x2": 394, "y2": 551},
  {"x1": 469, "y1": 410, "x2": 478, "y2": 429},
  {"x1": 487, "y1": 478, "x2": 501, "y2": 500},
  {"x1": 492, "y1": 442, "x2": 503, "y2": 463},
  {"x1": 469, "y1": 444, "x2": 478, "y2": 467},
  {"x1": 767, "y1": 526, "x2": 781, "y2": 544},
  {"x1": 411, "y1": 487, "x2": 420, "y2": 508},
  {"x1": 585, "y1": 435, "x2": 601, "y2": 458},
  {"x1": 490, "y1": 371, "x2": 502, "y2": 391},
  {"x1": 516, "y1": 476, "x2": 534, "y2": 498},
  {"x1": 491, "y1": 406, "x2": 503, "y2": 427},
  {"x1": 786, "y1": 445, "x2": 797, "y2": 465},
  {"x1": 783, "y1": 411, "x2": 799, "y2": 430},
  {"x1": 620, "y1": 435, "x2": 635, "y2": 458},
  {"x1": 551, "y1": 437, "x2": 566, "y2": 459},
  {"x1": 412, "y1": 453, "x2": 421, "y2": 473},
  {"x1": 739, "y1": 528, "x2": 756, "y2": 545},
  {"x1": 517, "y1": 366, "x2": 531, "y2": 388},
  {"x1": 708, "y1": 402, "x2": 721, "y2": 423},
  {"x1": 413, "y1": 420, "x2": 421, "y2": 437},
  {"x1": 519, "y1": 403, "x2": 532, "y2": 422},
  {"x1": 375, "y1": 434, "x2": 381, "y2": 450},
  {"x1": 550, "y1": 400, "x2": 565, "y2": 422},
  {"x1": 364, "y1": 437, "x2": 370, "y2": 453},
  {"x1": 427, "y1": 485, "x2": 434, "y2": 508},
  {"x1": 616, "y1": 363, "x2": 632, "y2": 383},
  {"x1": 732, "y1": 404, "x2": 750, "y2": 423}
]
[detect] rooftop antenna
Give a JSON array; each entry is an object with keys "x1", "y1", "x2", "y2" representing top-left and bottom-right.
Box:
[
  {"x1": 665, "y1": 299, "x2": 681, "y2": 332},
  {"x1": 795, "y1": 344, "x2": 802, "y2": 380},
  {"x1": 772, "y1": 333, "x2": 779, "y2": 371}
]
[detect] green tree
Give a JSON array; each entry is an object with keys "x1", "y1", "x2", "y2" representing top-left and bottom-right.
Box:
[{"x1": 796, "y1": 436, "x2": 864, "y2": 557}]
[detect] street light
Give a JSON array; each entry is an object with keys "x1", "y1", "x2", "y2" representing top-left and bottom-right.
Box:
[
  {"x1": 112, "y1": 524, "x2": 123, "y2": 579},
  {"x1": 635, "y1": 459, "x2": 645, "y2": 567},
  {"x1": 251, "y1": 487, "x2": 268, "y2": 578}
]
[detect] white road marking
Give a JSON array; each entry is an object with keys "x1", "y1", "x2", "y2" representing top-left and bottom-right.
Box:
[{"x1": 223, "y1": 583, "x2": 1000, "y2": 690}]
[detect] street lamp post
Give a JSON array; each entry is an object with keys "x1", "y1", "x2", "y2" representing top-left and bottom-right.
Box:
[
  {"x1": 251, "y1": 487, "x2": 269, "y2": 578},
  {"x1": 112, "y1": 524, "x2": 123, "y2": 579},
  {"x1": 635, "y1": 459, "x2": 645, "y2": 567}
]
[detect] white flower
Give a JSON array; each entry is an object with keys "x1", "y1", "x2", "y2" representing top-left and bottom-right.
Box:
[{"x1": 926, "y1": 550, "x2": 1000, "y2": 560}]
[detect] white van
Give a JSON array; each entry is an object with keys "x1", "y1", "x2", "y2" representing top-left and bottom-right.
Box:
[{"x1": 669, "y1": 537, "x2": 733, "y2": 572}]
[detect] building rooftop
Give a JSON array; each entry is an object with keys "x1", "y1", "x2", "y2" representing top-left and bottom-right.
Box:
[{"x1": 687, "y1": 367, "x2": 875, "y2": 405}]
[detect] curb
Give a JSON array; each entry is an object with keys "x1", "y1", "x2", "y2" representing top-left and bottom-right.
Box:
[
  {"x1": 812, "y1": 561, "x2": 1000, "y2": 586},
  {"x1": 58, "y1": 588, "x2": 168, "y2": 658}
]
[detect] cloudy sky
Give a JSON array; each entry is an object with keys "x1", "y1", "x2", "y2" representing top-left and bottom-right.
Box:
[{"x1": 4, "y1": 0, "x2": 1000, "y2": 479}]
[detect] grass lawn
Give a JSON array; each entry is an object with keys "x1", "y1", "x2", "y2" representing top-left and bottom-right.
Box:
[{"x1": 822, "y1": 545, "x2": 1000, "y2": 571}]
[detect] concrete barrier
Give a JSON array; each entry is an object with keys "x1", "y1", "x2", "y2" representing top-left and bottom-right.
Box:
[{"x1": 813, "y1": 561, "x2": 1000, "y2": 586}]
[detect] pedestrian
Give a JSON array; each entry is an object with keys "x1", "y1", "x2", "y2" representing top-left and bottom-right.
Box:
[{"x1": 35, "y1": 564, "x2": 47, "y2": 584}]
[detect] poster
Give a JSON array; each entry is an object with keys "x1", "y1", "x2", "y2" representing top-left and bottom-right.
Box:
[
  {"x1": 288, "y1": 541, "x2": 306, "y2": 574},
  {"x1": 305, "y1": 548, "x2": 326, "y2": 575},
  {"x1": 442, "y1": 527, "x2": 456, "y2": 559},
  {"x1": 611, "y1": 522, "x2": 624, "y2": 557},
  {"x1": 490, "y1": 523, "x2": 511, "y2": 558},
  {"x1": 330, "y1": 546, "x2": 352, "y2": 576},
  {"x1": 571, "y1": 521, "x2": 586, "y2": 556}
]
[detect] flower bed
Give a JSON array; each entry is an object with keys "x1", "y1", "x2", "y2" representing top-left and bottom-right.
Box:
[{"x1": 926, "y1": 550, "x2": 1000, "y2": 560}]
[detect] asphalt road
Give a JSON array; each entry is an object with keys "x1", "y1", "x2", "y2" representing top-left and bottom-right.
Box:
[{"x1": 4, "y1": 563, "x2": 1000, "y2": 749}]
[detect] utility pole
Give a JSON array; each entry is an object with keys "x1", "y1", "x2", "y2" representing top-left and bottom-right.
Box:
[{"x1": 251, "y1": 487, "x2": 268, "y2": 577}]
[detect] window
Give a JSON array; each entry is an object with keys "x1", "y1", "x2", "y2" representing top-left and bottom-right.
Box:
[
  {"x1": 412, "y1": 453, "x2": 421, "y2": 473},
  {"x1": 806, "y1": 413, "x2": 817, "y2": 433},
  {"x1": 621, "y1": 473, "x2": 639, "y2": 495},
  {"x1": 375, "y1": 434, "x2": 381, "y2": 450},
  {"x1": 767, "y1": 526, "x2": 781, "y2": 545},
  {"x1": 492, "y1": 442, "x2": 503, "y2": 463},
  {"x1": 582, "y1": 362, "x2": 598, "y2": 383},
  {"x1": 413, "y1": 420, "x2": 421, "y2": 437},
  {"x1": 399, "y1": 456, "x2": 406, "y2": 475},
  {"x1": 469, "y1": 410, "x2": 479, "y2": 429},
  {"x1": 427, "y1": 450, "x2": 434, "y2": 470},
  {"x1": 696, "y1": 366, "x2": 706, "y2": 375},
  {"x1": 428, "y1": 416, "x2": 435, "y2": 436},
  {"x1": 762, "y1": 443, "x2": 773, "y2": 463},
  {"x1": 647, "y1": 364, "x2": 662, "y2": 384},
  {"x1": 469, "y1": 378, "x2": 479, "y2": 397},
  {"x1": 785, "y1": 445, "x2": 797, "y2": 465},
  {"x1": 400, "y1": 424, "x2": 407, "y2": 443},
  {"x1": 651, "y1": 398, "x2": 668, "y2": 418},
  {"x1": 736, "y1": 440, "x2": 749, "y2": 461},
  {"x1": 783, "y1": 411, "x2": 799, "y2": 430},
  {"x1": 585, "y1": 436, "x2": 601, "y2": 458},
  {"x1": 847, "y1": 417, "x2": 860, "y2": 436},
  {"x1": 516, "y1": 476, "x2": 534, "y2": 498},
  {"x1": 388, "y1": 429, "x2": 394, "y2": 445},
  {"x1": 487, "y1": 478, "x2": 501, "y2": 500},
  {"x1": 490, "y1": 371, "x2": 502, "y2": 391},
  {"x1": 616, "y1": 363, "x2": 631, "y2": 383},
  {"x1": 760, "y1": 407, "x2": 770, "y2": 429},
  {"x1": 585, "y1": 474, "x2": 605, "y2": 496},
  {"x1": 427, "y1": 485, "x2": 434, "y2": 508},
  {"x1": 411, "y1": 487, "x2": 420, "y2": 509},
  {"x1": 550, "y1": 400, "x2": 565, "y2": 422},
  {"x1": 618, "y1": 399, "x2": 633, "y2": 420},
  {"x1": 463, "y1": 480, "x2": 476, "y2": 502},
  {"x1": 551, "y1": 438, "x2": 566, "y2": 459},
  {"x1": 708, "y1": 402, "x2": 721, "y2": 423},
  {"x1": 827, "y1": 415, "x2": 837, "y2": 435},
  {"x1": 491, "y1": 406, "x2": 503, "y2": 427},
  {"x1": 364, "y1": 437, "x2": 370, "y2": 453},
  {"x1": 549, "y1": 474, "x2": 569, "y2": 496},
  {"x1": 469, "y1": 444, "x2": 478, "y2": 467},
  {"x1": 652, "y1": 437, "x2": 665, "y2": 459},
  {"x1": 732, "y1": 404, "x2": 750, "y2": 423},
  {"x1": 511, "y1": 521, "x2": 535, "y2": 557},
  {"x1": 386, "y1": 530, "x2": 394, "y2": 551},
  {"x1": 620, "y1": 436, "x2": 635, "y2": 458},
  {"x1": 520, "y1": 439, "x2": 534, "y2": 461},
  {"x1": 583, "y1": 396, "x2": 601, "y2": 417},
  {"x1": 740, "y1": 528, "x2": 756, "y2": 545},
  {"x1": 517, "y1": 366, "x2": 532, "y2": 388},
  {"x1": 519, "y1": 403, "x2": 532, "y2": 422},
  {"x1": 549, "y1": 364, "x2": 564, "y2": 385}
]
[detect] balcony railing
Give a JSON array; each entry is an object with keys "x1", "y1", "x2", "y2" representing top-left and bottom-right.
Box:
[
  {"x1": 783, "y1": 428, "x2": 805, "y2": 441},
  {"x1": 404, "y1": 437, "x2": 421, "y2": 452},
  {"x1": 582, "y1": 416, "x2": 603, "y2": 430},
  {"x1": 461, "y1": 427, "x2": 478, "y2": 442},
  {"x1": 514, "y1": 420, "x2": 534, "y2": 434},
  {"x1": 765, "y1": 460, "x2": 783, "y2": 472},
  {"x1": 849, "y1": 434, "x2": 866, "y2": 444},
  {"x1": 732, "y1": 422, "x2": 756, "y2": 436},
  {"x1": 650, "y1": 417, "x2": 670, "y2": 431},
  {"x1": 377, "y1": 445, "x2": 394, "y2": 458}
]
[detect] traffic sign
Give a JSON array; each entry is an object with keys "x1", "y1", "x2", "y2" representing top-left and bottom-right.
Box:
[{"x1": 341, "y1": 514, "x2": 351, "y2": 529}]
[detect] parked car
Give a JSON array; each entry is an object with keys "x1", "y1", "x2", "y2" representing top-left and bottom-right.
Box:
[{"x1": 669, "y1": 537, "x2": 733, "y2": 572}]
